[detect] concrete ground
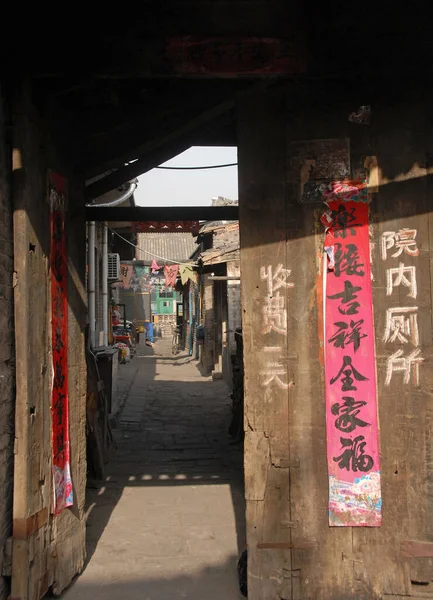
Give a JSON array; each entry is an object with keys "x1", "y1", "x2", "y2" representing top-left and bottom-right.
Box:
[{"x1": 62, "y1": 338, "x2": 245, "y2": 600}]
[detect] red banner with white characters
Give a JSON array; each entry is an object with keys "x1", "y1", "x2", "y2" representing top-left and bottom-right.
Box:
[
  {"x1": 322, "y1": 181, "x2": 381, "y2": 527},
  {"x1": 49, "y1": 171, "x2": 73, "y2": 514}
]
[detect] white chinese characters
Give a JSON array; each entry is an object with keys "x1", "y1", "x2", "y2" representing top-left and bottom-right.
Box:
[
  {"x1": 383, "y1": 307, "x2": 419, "y2": 346},
  {"x1": 381, "y1": 229, "x2": 419, "y2": 261},
  {"x1": 385, "y1": 349, "x2": 424, "y2": 386},
  {"x1": 386, "y1": 263, "x2": 417, "y2": 299},
  {"x1": 381, "y1": 229, "x2": 423, "y2": 386},
  {"x1": 259, "y1": 266, "x2": 294, "y2": 389},
  {"x1": 260, "y1": 264, "x2": 294, "y2": 336}
]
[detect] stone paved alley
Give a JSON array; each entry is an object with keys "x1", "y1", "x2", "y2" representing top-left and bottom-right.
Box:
[{"x1": 63, "y1": 338, "x2": 245, "y2": 600}]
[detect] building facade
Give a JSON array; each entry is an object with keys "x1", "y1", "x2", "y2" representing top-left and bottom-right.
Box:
[
  {"x1": 185, "y1": 219, "x2": 242, "y2": 386},
  {"x1": 136, "y1": 231, "x2": 196, "y2": 333}
]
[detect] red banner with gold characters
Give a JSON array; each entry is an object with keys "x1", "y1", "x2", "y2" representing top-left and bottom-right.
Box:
[{"x1": 49, "y1": 171, "x2": 73, "y2": 514}]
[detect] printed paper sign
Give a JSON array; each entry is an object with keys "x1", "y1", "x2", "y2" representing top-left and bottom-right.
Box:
[{"x1": 323, "y1": 181, "x2": 381, "y2": 526}]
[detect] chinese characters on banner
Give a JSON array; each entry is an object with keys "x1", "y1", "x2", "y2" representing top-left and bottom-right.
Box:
[
  {"x1": 381, "y1": 229, "x2": 424, "y2": 385},
  {"x1": 49, "y1": 171, "x2": 73, "y2": 514},
  {"x1": 323, "y1": 181, "x2": 381, "y2": 526},
  {"x1": 259, "y1": 264, "x2": 295, "y2": 390}
]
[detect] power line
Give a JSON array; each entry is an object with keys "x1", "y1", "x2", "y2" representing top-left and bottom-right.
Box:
[
  {"x1": 156, "y1": 162, "x2": 237, "y2": 171},
  {"x1": 108, "y1": 227, "x2": 194, "y2": 265}
]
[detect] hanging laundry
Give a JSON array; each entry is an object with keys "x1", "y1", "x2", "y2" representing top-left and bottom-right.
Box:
[
  {"x1": 179, "y1": 263, "x2": 197, "y2": 285},
  {"x1": 151, "y1": 259, "x2": 161, "y2": 274},
  {"x1": 129, "y1": 268, "x2": 140, "y2": 291},
  {"x1": 133, "y1": 265, "x2": 149, "y2": 290},
  {"x1": 164, "y1": 264, "x2": 179, "y2": 287},
  {"x1": 134, "y1": 265, "x2": 146, "y2": 280}
]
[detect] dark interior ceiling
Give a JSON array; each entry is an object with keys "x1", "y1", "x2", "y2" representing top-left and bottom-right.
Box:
[{"x1": 3, "y1": 2, "x2": 430, "y2": 198}]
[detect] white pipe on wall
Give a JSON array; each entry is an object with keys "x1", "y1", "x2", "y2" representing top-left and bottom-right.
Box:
[
  {"x1": 102, "y1": 222, "x2": 108, "y2": 346},
  {"x1": 88, "y1": 221, "x2": 96, "y2": 347}
]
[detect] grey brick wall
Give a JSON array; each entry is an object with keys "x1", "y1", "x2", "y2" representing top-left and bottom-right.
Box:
[{"x1": 0, "y1": 88, "x2": 14, "y2": 600}]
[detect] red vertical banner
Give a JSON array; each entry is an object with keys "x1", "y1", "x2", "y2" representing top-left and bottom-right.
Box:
[
  {"x1": 322, "y1": 181, "x2": 381, "y2": 526},
  {"x1": 49, "y1": 171, "x2": 73, "y2": 514}
]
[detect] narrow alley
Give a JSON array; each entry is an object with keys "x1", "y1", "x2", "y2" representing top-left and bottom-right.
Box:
[{"x1": 63, "y1": 337, "x2": 245, "y2": 600}]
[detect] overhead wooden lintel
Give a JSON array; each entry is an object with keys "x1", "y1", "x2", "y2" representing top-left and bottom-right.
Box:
[
  {"x1": 86, "y1": 205, "x2": 239, "y2": 222},
  {"x1": 85, "y1": 81, "x2": 272, "y2": 199},
  {"x1": 86, "y1": 140, "x2": 191, "y2": 200},
  {"x1": 35, "y1": 35, "x2": 306, "y2": 80}
]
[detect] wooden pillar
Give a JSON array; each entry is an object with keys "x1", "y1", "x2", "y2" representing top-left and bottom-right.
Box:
[
  {"x1": 360, "y1": 99, "x2": 433, "y2": 597},
  {"x1": 11, "y1": 82, "x2": 87, "y2": 600},
  {"x1": 238, "y1": 87, "x2": 433, "y2": 599},
  {"x1": 238, "y1": 88, "x2": 299, "y2": 600}
]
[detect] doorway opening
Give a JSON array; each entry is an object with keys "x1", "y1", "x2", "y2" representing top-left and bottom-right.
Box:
[{"x1": 71, "y1": 147, "x2": 246, "y2": 598}]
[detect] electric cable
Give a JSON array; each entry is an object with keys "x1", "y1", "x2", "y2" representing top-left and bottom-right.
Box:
[
  {"x1": 156, "y1": 162, "x2": 237, "y2": 171},
  {"x1": 108, "y1": 227, "x2": 195, "y2": 266}
]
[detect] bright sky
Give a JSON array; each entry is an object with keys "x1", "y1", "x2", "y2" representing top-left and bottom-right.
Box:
[{"x1": 134, "y1": 146, "x2": 238, "y2": 207}]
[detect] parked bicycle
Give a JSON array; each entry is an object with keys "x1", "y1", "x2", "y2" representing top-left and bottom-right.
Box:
[{"x1": 172, "y1": 324, "x2": 182, "y2": 355}]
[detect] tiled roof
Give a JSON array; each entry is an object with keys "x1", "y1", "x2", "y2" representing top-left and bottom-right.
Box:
[
  {"x1": 137, "y1": 232, "x2": 196, "y2": 265},
  {"x1": 201, "y1": 247, "x2": 240, "y2": 265},
  {"x1": 198, "y1": 222, "x2": 240, "y2": 265}
]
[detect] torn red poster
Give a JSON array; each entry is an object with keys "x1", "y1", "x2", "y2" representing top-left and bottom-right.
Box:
[{"x1": 49, "y1": 170, "x2": 73, "y2": 514}]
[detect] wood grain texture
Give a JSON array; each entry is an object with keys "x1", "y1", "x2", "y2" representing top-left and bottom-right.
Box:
[
  {"x1": 12, "y1": 85, "x2": 52, "y2": 600},
  {"x1": 239, "y1": 85, "x2": 433, "y2": 599},
  {"x1": 238, "y1": 88, "x2": 292, "y2": 600},
  {"x1": 11, "y1": 83, "x2": 86, "y2": 600},
  {"x1": 401, "y1": 540, "x2": 433, "y2": 558},
  {"x1": 353, "y1": 99, "x2": 433, "y2": 598}
]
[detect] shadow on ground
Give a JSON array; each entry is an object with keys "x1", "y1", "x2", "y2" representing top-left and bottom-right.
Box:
[
  {"x1": 62, "y1": 556, "x2": 242, "y2": 600},
  {"x1": 65, "y1": 339, "x2": 245, "y2": 599}
]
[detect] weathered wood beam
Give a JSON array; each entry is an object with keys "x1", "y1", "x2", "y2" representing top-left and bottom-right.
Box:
[
  {"x1": 86, "y1": 205, "x2": 239, "y2": 222},
  {"x1": 85, "y1": 96, "x2": 236, "y2": 200},
  {"x1": 82, "y1": 109, "x2": 236, "y2": 178},
  {"x1": 87, "y1": 140, "x2": 193, "y2": 200},
  {"x1": 94, "y1": 35, "x2": 305, "y2": 79},
  {"x1": 31, "y1": 27, "x2": 305, "y2": 79}
]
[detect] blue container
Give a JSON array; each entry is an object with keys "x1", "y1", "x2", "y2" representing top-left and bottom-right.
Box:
[{"x1": 144, "y1": 322, "x2": 154, "y2": 342}]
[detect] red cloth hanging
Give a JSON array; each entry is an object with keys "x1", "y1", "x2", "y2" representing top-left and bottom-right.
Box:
[
  {"x1": 151, "y1": 259, "x2": 161, "y2": 274},
  {"x1": 164, "y1": 264, "x2": 179, "y2": 287}
]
